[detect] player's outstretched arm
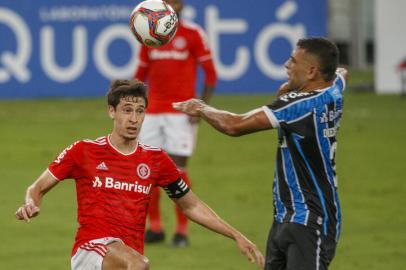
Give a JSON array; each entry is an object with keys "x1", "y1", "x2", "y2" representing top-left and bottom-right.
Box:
[
  {"x1": 173, "y1": 191, "x2": 265, "y2": 268},
  {"x1": 173, "y1": 99, "x2": 273, "y2": 136},
  {"x1": 15, "y1": 169, "x2": 59, "y2": 222}
]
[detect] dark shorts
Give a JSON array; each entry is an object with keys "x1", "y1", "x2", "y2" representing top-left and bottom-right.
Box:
[{"x1": 265, "y1": 222, "x2": 337, "y2": 270}]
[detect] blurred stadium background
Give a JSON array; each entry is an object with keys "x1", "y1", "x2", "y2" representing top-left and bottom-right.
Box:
[{"x1": 1, "y1": 0, "x2": 405, "y2": 269}]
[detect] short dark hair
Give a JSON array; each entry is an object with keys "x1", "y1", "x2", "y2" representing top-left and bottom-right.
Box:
[
  {"x1": 107, "y1": 79, "x2": 148, "y2": 109},
  {"x1": 297, "y1": 37, "x2": 339, "y2": 82}
]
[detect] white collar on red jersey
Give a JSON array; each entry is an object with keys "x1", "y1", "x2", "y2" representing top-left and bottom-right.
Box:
[{"x1": 107, "y1": 135, "x2": 138, "y2": 156}]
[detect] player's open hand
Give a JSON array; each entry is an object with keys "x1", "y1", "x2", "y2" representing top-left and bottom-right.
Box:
[
  {"x1": 172, "y1": 99, "x2": 206, "y2": 116},
  {"x1": 235, "y1": 234, "x2": 265, "y2": 268},
  {"x1": 15, "y1": 202, "x2": 40, "y2": 222}
]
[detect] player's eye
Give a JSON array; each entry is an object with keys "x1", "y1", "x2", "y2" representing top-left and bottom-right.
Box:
[{"x1": 123, "y1": 107, "x2": 133, "y2": 113}]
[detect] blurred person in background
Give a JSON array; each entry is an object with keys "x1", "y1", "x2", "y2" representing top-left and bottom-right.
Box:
[
  {"x1": 133, "y1": 0, "x2": 217, "y2": 247},
  {"x1": 15, "y1": 79, "x2": 264, "y2": 270},
  {"x1": 174, "y1": 37, "x2": 348, "y2": 270}
]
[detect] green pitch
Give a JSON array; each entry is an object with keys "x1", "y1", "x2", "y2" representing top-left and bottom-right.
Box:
[{"x1": 0, "y1": 92, "x2": 405, "y2": 269}]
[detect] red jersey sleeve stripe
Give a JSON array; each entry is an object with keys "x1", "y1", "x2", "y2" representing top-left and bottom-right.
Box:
[
  {"x1": 200, "y1": 58, "x2": 217, "y2": 86},
  {"x1": 198, "y1": 54, "x2": 212, "y2": 62},
  {"x1": 138, "y1": 61, "x2": 149, "y2": 67},
  {"x1": 47, "y1": 168, "x2": 61, "y2": 181}
]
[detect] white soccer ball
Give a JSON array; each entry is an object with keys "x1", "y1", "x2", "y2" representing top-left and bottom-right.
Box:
[{"x1": 129, "y1": 0, "x2": 179, "y2": 48}]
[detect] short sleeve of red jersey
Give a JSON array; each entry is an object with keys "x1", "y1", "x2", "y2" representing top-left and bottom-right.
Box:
[
  {"x1": 156, "y1": 151, "x2": 181, "y2": 187},
  {"x1": 190, "y1": 26, "x2": 217, "y2": 86},
  {"x1": 156, "y1": 151, "x2": 190, "y2": 198},
  {"x1": 190, "y1": 25, "x2": 212, "y2": 61},
  {"x1": 48, "y1": 141, "x2": 81, "y2": 181}
]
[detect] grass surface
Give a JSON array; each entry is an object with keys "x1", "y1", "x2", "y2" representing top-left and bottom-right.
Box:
[{"x1": 0, "y1": 92, "x2": 405, "y2": 269}]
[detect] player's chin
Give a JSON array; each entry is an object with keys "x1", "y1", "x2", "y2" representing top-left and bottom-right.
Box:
[{"x1": 124, "y1": 131, "x2": 139, "y2": 140}]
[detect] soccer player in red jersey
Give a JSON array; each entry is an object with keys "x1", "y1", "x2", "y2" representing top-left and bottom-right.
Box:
[
  {"x1": 15, "y1": 80, "x2": 264, "y2": 270},
  {"x1": 133, "y1": 0, "x2": 217, "y2": 247}
]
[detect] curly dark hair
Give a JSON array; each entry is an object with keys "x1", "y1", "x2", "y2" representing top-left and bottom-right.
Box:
[{"x1": 107, "y1": 79, "x2": 148, "y2": 109}]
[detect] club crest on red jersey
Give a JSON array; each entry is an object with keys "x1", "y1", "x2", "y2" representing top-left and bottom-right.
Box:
[
  {"x1": 137, "y1": 163, "x2": 150, "y2": 180},
  {"x1": 173, "y1": 36, "x2": 186, "y2": 49}
]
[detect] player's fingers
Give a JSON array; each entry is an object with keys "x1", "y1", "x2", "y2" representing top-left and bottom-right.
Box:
[
  {"x1": 15, "y1": 207, "x2": 25, "y2": 219},
  {"x1": 26, "y1": 204, "x2": 34, "y2": 216},
  {"x1": 15, "y1": 207, "x2": 23, "y2": 220},
  {"x1": 174, "y1": 102, "x2": 190, "y2": 112},
  {"x1": 27, "y1": 205, "x2": 40, "y2": 217},
  {"x1": 253, "y1": 247, "x2": 265, "y2": 268},
  {"x1": 32, "y1": 206, "x2": 40, "y2": 216},
  {"x1": 20, "y1": 207, "x2": 31, "y2": 222},
  {"x1": 242, "y1": 247, "x2": 256, "y2": 264},
  {"x1": 172, "y1": 102, "x2": 182, "y2": 110}
]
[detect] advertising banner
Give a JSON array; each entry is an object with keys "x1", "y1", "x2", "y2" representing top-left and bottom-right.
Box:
[{"x1": 0, "y1": 0, "x2": 326, "y2": 98}]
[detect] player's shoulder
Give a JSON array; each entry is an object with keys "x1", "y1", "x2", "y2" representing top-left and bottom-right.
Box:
[
  {"x1": 82, "y1": 136, "x2": 108, "y2": 146},
  {"x1": 55, "y1": 136, "x2": 107, "y2": 163},
  {"x1": 55, "y1": 138, "x2": 87, "y2": 160},
  {"x1": 181, "y1": 19, "x2": 204, "y2": 32},
  {"x1": 180, "y1": 20, "x2": 207, "y2": 38},
  {"x1": 137, "y1": 142, "x2": 174, "y2": 162},
  {"x1": 69, "y1": 136, "x2": 108, "y2": 152},
  {"x1": 138, "y1": 142, "x2": 162, "y2": 152},
  {"x1": 267, "y1": 90, "x2": 327, "y2": 113}
]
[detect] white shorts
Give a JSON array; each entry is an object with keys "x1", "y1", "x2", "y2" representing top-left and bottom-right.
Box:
[
  {"x1": 71, "y1": 237, "x2": 123, "y2": 270},
  {"x1": 139, "y1": 113, "x2": 197, "y2": 157}
]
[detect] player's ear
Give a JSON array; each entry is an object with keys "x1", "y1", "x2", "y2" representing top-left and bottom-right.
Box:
[
  {"x1": 307, "y1": 65, "x2": 318, "y2": 80},
  {"x1": 108, "y1": 105, "x2": 115, "y2": 120}
]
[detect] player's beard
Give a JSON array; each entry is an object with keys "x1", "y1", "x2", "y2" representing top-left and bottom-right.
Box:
[{"x1": 287, "y1": 77, "x2": 301, "y2": 92}]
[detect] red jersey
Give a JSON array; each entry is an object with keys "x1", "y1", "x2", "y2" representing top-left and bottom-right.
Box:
[
  {"x1": 134, "y1": 20, "x2": 217, "y2": 113},
  {"x1": 48, "y1": 136, "x2": 181, "y2": 256}
]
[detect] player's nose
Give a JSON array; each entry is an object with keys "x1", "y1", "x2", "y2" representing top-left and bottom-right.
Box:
[
  {"x1": 284, "y1": 60, "x2": 290, "y2": 70},
  {"x1": 129, "y1": 112, "x2": 139, "y2": 123}
]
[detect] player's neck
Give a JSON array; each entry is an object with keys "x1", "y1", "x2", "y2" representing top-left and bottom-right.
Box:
[
  {"x1": 108, "y1": 133, "x2": 137, "y2": 154},
  {"x1": 300, "y1": 79, "x2": 333, "y2": 93}
]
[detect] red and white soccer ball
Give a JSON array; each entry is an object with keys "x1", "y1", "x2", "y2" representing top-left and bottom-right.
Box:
[{"x1": 129, "y1": 0, "x2": 179, "y2": 48}]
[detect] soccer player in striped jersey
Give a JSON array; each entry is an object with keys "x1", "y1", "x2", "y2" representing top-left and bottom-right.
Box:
[
  {"x1": 15, "y1": 80, "x2": 264, "y2": 270},
  {"x1": 174, "y1": 37, "x2": 348, "y2": 270}
]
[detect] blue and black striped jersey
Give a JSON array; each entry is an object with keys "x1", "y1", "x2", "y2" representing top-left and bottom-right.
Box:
[{"x1": 262, "y1": 74, "x2": 345, "y2": 241}]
